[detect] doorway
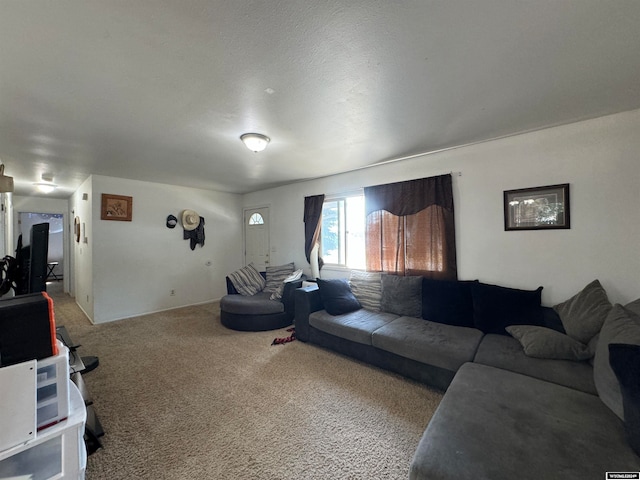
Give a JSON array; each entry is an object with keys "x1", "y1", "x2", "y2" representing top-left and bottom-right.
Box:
[
  {"x1": 18, "y1": 212, "x2": 64, "y2": 283},
  {"x1": 244, "y1": 206, "x2": 270, "y2": 272}
]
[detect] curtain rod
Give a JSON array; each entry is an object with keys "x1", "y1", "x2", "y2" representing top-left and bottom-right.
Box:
[{"x1": 322, "y1": 171, "x2": 462, "y2": 198}]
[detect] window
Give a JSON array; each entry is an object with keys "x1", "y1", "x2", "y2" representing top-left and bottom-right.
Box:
[
  {"x1": 320, "y1": 193, "x2": 365, "y2": 269},
  {"x1": 248, "y1": 212, "x2": 264, "y2": 225},
  {"x1": 364, "y1": 174, "x2": 457, "y2": 279}
]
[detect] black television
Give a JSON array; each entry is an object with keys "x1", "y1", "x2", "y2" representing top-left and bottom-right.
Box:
[{"x1": 29, "y1": 222, "x2": 49, "y2": 293}]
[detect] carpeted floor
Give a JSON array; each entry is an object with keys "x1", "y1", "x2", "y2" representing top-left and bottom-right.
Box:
[{"x1": 48, "y1": 284, "x2": 443, "y2": 479}]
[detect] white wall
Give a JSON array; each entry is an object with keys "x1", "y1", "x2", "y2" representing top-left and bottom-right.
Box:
[
  {"x1": 90, "y1": 175, "x2": 243, "y2": 323},
  {"x1": 69, "y1": 176, "x2": 93, "y2": 319},
  {"x1": 243, "y1": 109, "x2": 640, "y2": 306}
]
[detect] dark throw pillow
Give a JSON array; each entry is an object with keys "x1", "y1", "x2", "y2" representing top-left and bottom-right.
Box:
[
  {"x1": 471, "y1": 282, "x2": 544, "y2": 335},
  {"x1": 316, "y1": 278, "x2": 362, "y2": 316},
  {"x1": 609, "y1": 343, "x2": 640, "y2": 456},
  {"x1": 540, "y1": 307, "x2": 566, "y2": 333},
  {"x1": 422, "y1": 279, "x2": 476, "y2": 327},
  {"x1": 380, "y1": 275, "x2": 422, "y2": 318}
]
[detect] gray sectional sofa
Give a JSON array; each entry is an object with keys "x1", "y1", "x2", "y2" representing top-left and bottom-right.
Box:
[{"x1": 294, "y1": 276, "x2": 640, "y2": 479}]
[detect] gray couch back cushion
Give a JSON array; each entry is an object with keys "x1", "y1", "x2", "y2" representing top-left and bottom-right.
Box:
[
  {"x1": 380, "y1": 275, "x2": 422, "y2": 317},
  {"x1": 593, "y1": 304, "x2": 640, "y2": 419},
  {"x1": 553, "y1": 279, "x2": 612, "y2": 344}
]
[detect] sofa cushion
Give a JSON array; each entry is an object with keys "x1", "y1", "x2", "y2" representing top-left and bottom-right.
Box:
[
  {"x1": 505, "y1": 325, "x2": 591, "y2": 361},
  {"x1": 594, "y1": 304, "x2": 640, "y2": 419},
  {"x1": 316, "y1": 278, "x2": 361, "y2": 316},
  {"x1": 553, "y1": 279, "x2": 612, "y2": 344},
  {"x1": 228, "y1": 263, "x2": 266, "y2": 296},
  {"x1": 421, "y1": 279, "x2": 476, "y2": 327},
  {"x1": 220, "y1": 292, "x2": 284, "y2": 315},
  {"x1": 372, "y1": 316, "x2": 483, "y2": 372},
  {"x1": 309, "y1": 309, "x2": 398, "y2": 345},
  {"x1": 380, "y1": 275, "x2": 422, "y2": 317},
  {"x1": 471, "y1": 282, "x2": 543, "y2": 335},
  {"x1": 609, "y1": 343, "x2": 640, "y2": 456},
  {"x1": 540, "y1": 307, "x2": 566, "y2": 333},
  {"x1": 272, "y1": 270, "x2": 303, "y2": 301},
  {"x1": 626, "y1": 298, "x2": 640, "y2": 316},
  {"x1": 349, "y1": 270, "x2": 382, "y2": 312},
  {"x1": 474, "y1": 334, "x2": 596, "y2": 394},
  {"x1": 409, "y1": 363, "x2": 640, "y2": 480},
  {"x1": 264, "y1": 262, "x2": 294, "y2": 294}
]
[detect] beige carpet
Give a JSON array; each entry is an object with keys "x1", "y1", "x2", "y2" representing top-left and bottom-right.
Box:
[{"x1": 49, "y1": 284, "x2": 443, "y2": 480}]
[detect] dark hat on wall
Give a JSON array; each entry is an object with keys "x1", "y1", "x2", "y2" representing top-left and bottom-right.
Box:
[{"x1": 166, "y1": 214, "x2": 178, "y2": 229}]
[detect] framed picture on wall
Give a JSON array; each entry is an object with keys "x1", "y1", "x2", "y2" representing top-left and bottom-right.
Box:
[
  {"x1": 504, "y1": 183, "x2": 570, "y2": 231},
  {"x1": 101, "y1": 193, "x2": 133, "y2": 221}
]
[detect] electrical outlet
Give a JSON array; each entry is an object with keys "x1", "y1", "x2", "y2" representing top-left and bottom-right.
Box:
[{"x1": 170, "y1": 289, "x2": 176, "y2": 296}]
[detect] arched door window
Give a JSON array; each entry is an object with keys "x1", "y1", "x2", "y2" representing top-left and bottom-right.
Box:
[{"x1": 248, "y1": 212, "x2": 264, "y2": 225}]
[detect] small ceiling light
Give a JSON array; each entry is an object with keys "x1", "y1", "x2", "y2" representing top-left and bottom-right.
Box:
[
  {"x1": 33, "y1": 173, "x2": 57, "y2": 194},
  {"x1": 240, "y1": 133, "x2": 270, "y2": 152}
]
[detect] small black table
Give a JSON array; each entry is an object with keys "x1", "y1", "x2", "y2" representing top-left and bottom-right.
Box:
[{"x1": 46, "y1": 262, "x2": 60, "y2": 281}]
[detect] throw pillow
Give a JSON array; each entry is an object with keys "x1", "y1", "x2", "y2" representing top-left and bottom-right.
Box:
[
  {"x1": 380, "y1": 275, "x2": 422, "y2": 318},
  {"x1": 264, "y1": 263, "x2": 295, "y2": 294},
  {"x1": 625, "y1": 298, "x2": 640, "y2": 317},
  {"x1": 540, "y1": 307, "x2": 566, "y2": 333},
  {"x1": 349, "y1": 271, "x2": 382, "y2": 312},
  {"x1": 608, "y1": 343, "x2": 640, "y2": 456},
  {"x1": 422, "y1": 279, "x2": 476, "y2": 327},
  {"x1": 228, "y1": 263, "x2": 266, "y2": 296},
  {"x1": 284, "y1": 269, "x2": 304, "y2": 283},
  {"x1": 316, "y1": 278, "x2": 362, "y2": 316},
  {"x1": 505, "y1": 325, "x2": 591, "y2": 361},
  {"x1": 553, "y1": 279, "x2": 612, "y2": 344},
  {"x1": 471, "y1": 282, "x2": 544, "y2": 335},
  {"x1": 270, "y1": 268, "x2": 304, "y2": 301},
  {"x1": 593, "y1": 304, "x2": 640, "y2": 420}
]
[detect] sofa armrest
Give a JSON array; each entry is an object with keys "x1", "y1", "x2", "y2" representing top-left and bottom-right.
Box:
[{"x1": 294, "y1": 286, "x2": 323, "y2": 342}]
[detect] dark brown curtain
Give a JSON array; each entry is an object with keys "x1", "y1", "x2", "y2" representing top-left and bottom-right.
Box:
[
  {"x1": 365, "y1": 174, "x2": 457, "y2": 279},
  {"x1": 303, "y1": 194, "x2": 325, "y2": 269}
]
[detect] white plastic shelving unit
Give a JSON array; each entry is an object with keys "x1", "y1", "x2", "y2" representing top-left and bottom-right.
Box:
[
  {"x1": 36, "y1": 342, "x2": 70, "y2": 430},
  {"x1": 0, "y1": 341, "x2": 86, "y2": 479},
  {"x1": 0, "y1": 379, "x2": 87, "y2": 479}
]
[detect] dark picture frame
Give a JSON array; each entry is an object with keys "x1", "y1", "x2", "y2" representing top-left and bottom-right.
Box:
[
  {"x1": 101, "y1": 193, "x2": 133, "y2": 221},
  {"x1": 504, "y1": 183, "x2": 570, "y2": 231}
]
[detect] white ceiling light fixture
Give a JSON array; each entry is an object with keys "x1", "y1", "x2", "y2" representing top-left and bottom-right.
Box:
[
  {"x1": 240, "y1": 133, "x2": 270, "y2": 152},
  {"x1": 33, "y1": 173, "x2": 57, "y2": 194}
]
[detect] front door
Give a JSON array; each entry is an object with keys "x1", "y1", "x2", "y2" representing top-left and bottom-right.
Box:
[{"x1": 244, "y1": 207, "x2": 270, "y2": 272}]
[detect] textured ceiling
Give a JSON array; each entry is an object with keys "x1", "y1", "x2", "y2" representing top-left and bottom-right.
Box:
[{"x1": 2, "y1": 1, "x2": 640, "y2": 198}]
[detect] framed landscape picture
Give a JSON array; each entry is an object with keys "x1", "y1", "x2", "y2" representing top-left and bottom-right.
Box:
[
  {"x1": 101, "y1": 193, "x2": 133, "y2": 221},
  {"x1": 504, "y1": 183, "x2": 570, "y2": 231}
]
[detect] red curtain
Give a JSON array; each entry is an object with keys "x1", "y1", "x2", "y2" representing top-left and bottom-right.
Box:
[{"x1": 365, "y1": 175, "x2": 457, "y2": 279}]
